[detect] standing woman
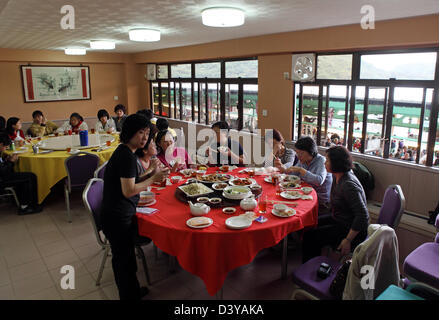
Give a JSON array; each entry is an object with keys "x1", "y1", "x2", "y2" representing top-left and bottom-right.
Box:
[
  {"x1": 6, "y1": 117, "x2": 25, "y2": 141},
  {"x1": 101, "y1": 114, "x2": 169, "y2": 300},
  {"x1": 301, "y1": 146, "x2": 369, "y2": 263}
]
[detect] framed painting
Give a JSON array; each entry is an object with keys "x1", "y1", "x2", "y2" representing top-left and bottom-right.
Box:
[{"x1": 21, "y1": 65, "x2": 91, "y2": 102}]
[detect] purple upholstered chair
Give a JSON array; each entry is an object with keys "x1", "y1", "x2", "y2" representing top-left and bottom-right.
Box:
[
  {"x1": 291, "y1": 184, "x2": 405, "y2": 300},
  {"x1": 403, "y1": 214, "x2": 439, "y2": 290},
  {"x1": 93, "y1": 161, "x2": 108, "y2": 179},
  {"x1": 64, "y1": 152, "x2": 100, "y2": 222},
  {"x1": 82, "y1": 178, "x2": 152, "y2": 286}
]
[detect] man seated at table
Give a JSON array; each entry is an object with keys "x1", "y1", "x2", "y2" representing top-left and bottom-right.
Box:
[
  {"x1": 28, "y1": 110, "x2": 58, "y2": 137},
  {"x1": 0, "y1": 132, "x2": 42, "y2": 215}
]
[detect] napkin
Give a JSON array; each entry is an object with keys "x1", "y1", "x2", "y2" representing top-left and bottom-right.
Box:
[
  {"x1": 301, "y1": 195, "x2": 313, "y2": 200},
  {"x1": 137, "y1": 207, "x2": 158, "y2": 215}
]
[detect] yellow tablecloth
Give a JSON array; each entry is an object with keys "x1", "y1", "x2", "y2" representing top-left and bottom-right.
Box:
[{"x1": 4, "y1": 136, "x2": 118, "y2": 204}]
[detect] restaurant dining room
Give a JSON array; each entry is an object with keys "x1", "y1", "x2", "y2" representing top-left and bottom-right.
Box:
[{"x1": 1, "y1": 0, "x2": 439, "y2": 309}]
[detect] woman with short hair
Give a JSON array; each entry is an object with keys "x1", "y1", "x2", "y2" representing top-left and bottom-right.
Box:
[
  {"x1": 282, "y1": 136, "x2": 332, "y2": 214},
  {"x1": 155, "y1": 129, "x2": 191, "y2": 172},
  {"x1": 57, "y1": 113, "x2": 88, "y2": 134},
  {"x1": 6, "y1": 117, "x2": 25, "y2": 141},
  {"x1": 113, "y1": 104, "x2": 128, "y2": 132},
  {"x1": 95, "y1": 109, "x2": 116, "y2": 133},
  {"x1": 266, "y1": 128, "x2": 297, "y2": 168},
  {"x1": 301, "y1": 146, "x2": 369, "y2": 263},
  {"x1": 101, "y1": 114, "x2": 169, "y2": 300}
]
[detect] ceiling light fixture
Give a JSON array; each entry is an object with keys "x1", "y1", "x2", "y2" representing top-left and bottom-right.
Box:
[
  {"x1": 64, "y1": 48, "x2": 86, "y2": 55},
  {"x1": 129, "y1": 29, "x2": 161, "y2": 42},
  {"x1": 89, "y1": 40, "x2": 116, "y2": 50},
  {"x1": 201, "y1": 7, "x2": 245, "y2": 27}
]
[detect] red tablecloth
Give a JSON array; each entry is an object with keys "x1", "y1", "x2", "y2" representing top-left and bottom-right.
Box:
[{"x1": 136, "y1": 167, "x2": 318, "y2": 295}]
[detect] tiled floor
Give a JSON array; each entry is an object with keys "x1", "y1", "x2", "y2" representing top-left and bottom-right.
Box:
[{"x1": 0, "y1": 188, "x2": 303, "y2": 300}]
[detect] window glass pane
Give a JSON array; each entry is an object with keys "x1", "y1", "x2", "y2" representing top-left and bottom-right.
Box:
[
  {"x1": 317, "y1": 55, "x2": 352, "y2": 80},
  {"x1": 225, "y1": 84, "x2": 239, "y2": 129},
  {"x1": 352, "y1": 86, "x2": 365, "y2": 153},
  {"x1": 157, "y1": 65, "x2": 168, "y2": 79},
  {"x1": 320, "y1": 86, "x2": 328, "y2": 147},
  {"x1": 420, "y1": 89, "x2": 434, "y2": 165},
  {"x1": 195, "y1": 62, "x2": 221, "y2": 78},
  {"x1": 301, "y1": 86, "x2": 319, "y2": 140},
  {"x1": 193, "y1": 84, "x2": 199, "y2": 121},
  {"x1": 207, "y1": 83, "x2": 220, "y2": 124},
  {"x1": 199, "y1": 83, "x2": 206, "y2": 124},
  {"x1": 181, "y1": 83, "x2": 192, "y2": 122},
  {"x1": 226, "y1": 60, "x2": 258, "y2": 78},
  {"x1": 169, "y1": 82, "x2": 175, "y2": 118},
  {"x1": 325, "y1": 85, "x2": 349, "y2": 147},
  {"x1": 360, "y1": 52, "x2": 437, "y2": 80},
  {"x1": 161, "y1": 83, "x2": 169, "y2": 117},
  {"x1": 364, "y1": 87, "x2": 387, "y2": 157},
  {"x1": 243, "y1": 84, "x2": 258, "y2": 132},
  {"x1": 171, "y1": 64, "x2": 191, "y2": 78},
  {"x1": 152, "y1": 82, "x2": 159, "y2": 116},
  {"x1": 175, "y1": 83, "x2": 181, "y2": 119}
]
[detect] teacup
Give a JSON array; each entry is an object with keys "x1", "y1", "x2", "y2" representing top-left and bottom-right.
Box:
[
  {"x1": 273, "y1": 203, "x2": 288, "y2": 213},
  {"x1": 139, "y1": 191, "x2": 155, "y2": 204},
  {"x1": 301, "y1": 187, "x2": 313, "y2": 195}
]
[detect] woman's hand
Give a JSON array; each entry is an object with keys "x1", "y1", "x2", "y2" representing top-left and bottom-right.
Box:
[
  {"x1": 337, "y1": 238, "x2": 352, "y2": 256},
  {"x1": 152, "y1": 167, "x2": 170, "y2": 183},
  {"x1": 274, "y1": 158, "x2": 285, "y2": 173},
  {"x1": 147, "y1": 158, "x2": 160, "y2": 174},
  {"x1": 286, "y1": 166, "x2": 306, "y2": 176}
]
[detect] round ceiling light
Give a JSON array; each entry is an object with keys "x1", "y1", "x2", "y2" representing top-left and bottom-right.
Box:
[
  {"x1": 129, "y1": 29, "x2": 161, "y2": 42},
  {"x1": 89, "y1": 40, "x2": 116, "y2": 50},
  {"x1": 201, "y1": 7, "x2": 245, "y2": 27},
  {"x1": 64, "y1": 48, "x2": 86, "y2": 55}
]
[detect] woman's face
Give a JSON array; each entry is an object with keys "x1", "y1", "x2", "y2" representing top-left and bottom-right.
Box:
[
  {"x1": 159, "y1": 133, "x2": 174, "y2": 152},
  {"x1": 325, "y1": 155, "x2": 332, "y2": 173},
  {"x1": 116, "y1": 110, "x2": 124, "y2": 118},
  {"x1": 213, "y1": 127, "x2": 227, "y2": 143},
  {"x1": 70, "y1": 117, "x2": 79, "y2": 127},
  {"x1": 295, "y1": 148, "x2": 313, "y2": 164},
  {"x1": 13, "y1": 120, "x2": 22, "y2": 131},
  {"x1": 146, "y1": 140, "x2": 157, "y2": 157},
  {"x1": 99, "y1": 116, "x2": 108, "y2": 125},
  {"x1": 130, "y1": 127, "x2": 150, "y2": 149}
]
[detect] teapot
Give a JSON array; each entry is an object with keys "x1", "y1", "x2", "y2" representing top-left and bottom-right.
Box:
[
  {"x1": 189, "y1": 201, "x2": 211, "y2": 216},
  {"x1": 240, "y1": 196, "x2": 257, "y2": 211}
]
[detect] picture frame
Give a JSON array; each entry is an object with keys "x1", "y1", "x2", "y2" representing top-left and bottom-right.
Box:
[{"x1": 20, "y1": 65, "x2": 91, "y2": 102}]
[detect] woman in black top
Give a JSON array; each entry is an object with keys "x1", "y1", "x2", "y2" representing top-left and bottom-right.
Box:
[
  {"x1": 101, "y1": 114, "x2": 169, "y2": 300},
  {"x1": 301, "y1": 146, "x2": 369, "y2": 263}
]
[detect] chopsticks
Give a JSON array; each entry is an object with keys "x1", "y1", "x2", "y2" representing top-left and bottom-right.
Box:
[{"x1": 267, "y1": 200, "x2": 298, "y2": 206}]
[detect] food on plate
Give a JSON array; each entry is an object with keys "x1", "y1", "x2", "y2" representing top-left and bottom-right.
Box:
[
  {"x1": 280, "y1": 181, "x2": 300, "y2": 188},
  {"x1": 230, "y1": 178, "x2": 253, "y2": 186},
  {"x1": 284, "y1": 190, "x2": 301, "y2": 197},
  {"x1": 301, "y1": 187, "x2": 313, "y2": 194},
  {"x1": 275, "y1": 208, "x2": 295, "y2": 217},
  {"x1": 209, "y1": 197, "x2": 222, "y2": 204},
  {"x1": 179, "y1": 183, "x2": 213, "y2": 196},
  {"x1": 197, "y1": 165, "x2": 208, "y2": 171},
  {"x1": 198, "y1": 173, "x2": 231, "y2": 183},
  {"x1": 180, "y1": 169, "x2": 194, "y2": 176},
  {"x1": 188, "y1": 217, "x2": 211, "y2": 227},
  {"x1": 241, "y1": 211, "x2": 258, "y2": 221},
  {"x1": 223, "y1": 207, "x2": 236, "y2": 214},
  {"x1": 219, "y1": 165, "x2": 229, "y2": 172},
  {"x1": 212, "y1": 182, "x2": 228, "y2": 190},
  {"x1": 273, "y1": 203, "x2": 288, "y2": 213}
]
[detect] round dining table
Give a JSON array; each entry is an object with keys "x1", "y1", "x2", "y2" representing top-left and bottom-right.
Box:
[
  {"x1": 5, "y1": 134, "x2": 119, "y2": 204},
  {"x1": 136, "y1": 167, "x2": 318, "y2": 296}
]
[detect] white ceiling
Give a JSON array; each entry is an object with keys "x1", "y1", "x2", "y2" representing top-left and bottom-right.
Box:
[{"x1": 0, "y1": 0, "x2": 439, "y2": 53}]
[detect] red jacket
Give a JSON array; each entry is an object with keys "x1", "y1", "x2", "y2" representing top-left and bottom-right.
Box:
[{"x1": 8, "y1": 129, "x2": 25, "y2": 141}]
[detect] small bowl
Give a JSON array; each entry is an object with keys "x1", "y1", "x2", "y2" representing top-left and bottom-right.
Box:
[
  {"x1": 197, "y1": 197, "x2": 209, "y2": 203},
  {"x1": 209, "y1": 197, "x2": 222, "y2": 205},
  {"x1": 301, "y1": 187, "x2": 313, "y2": 195},
  {"x1": 250, "y1": 184, "x2": 262, "y2": 191},
  {"x1": 171, "y1": 176, "x2": 182, "y2": 184},
  {"x1": 139, "y1": 191, "x2": 155, "y2": 204},
  {"x1": 273, "y1": 203, "x2": 288, "y2": 213},
  {"x1": 223, "y1": 207, "x2": 236, "y2": 214},
  {"x1": 212, "y1": 182, "x2": 228, "y2": 190}
]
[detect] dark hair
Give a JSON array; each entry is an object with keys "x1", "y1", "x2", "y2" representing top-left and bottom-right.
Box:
[
  {"x1": 0, "y1": 132, "x2": 11, "y2": 146},
  {"x1": 70, "y1": 113, "x2": 83, "y2": 122},
  {"x1": 6, "y1": 117, "x2": 20, "y2": 134},
  {"x1": 156, "y1": 118, "x2": 169, "y2": 132},
  {"x1": 155, "y1": 129, "x2": 173, "y2": 154},
  {"x1": 135, "y1": 130, "x2": 155, "y2": 158},
  {"x1": 326, "y1": 146, "x2": 353, "y2": 173},
  {"x1": 32, "y1": 110, "x2": 43, "y2": 119},
  {"x1": 272, "y1": 129, "x2": 285, "y2": 145},
  {"x1": 212, "y1": 121, "x2": 229, "y2": 132},
  {"x1": 97, "y1": 109, "x2": 110, "y2": 120},
  {"x1": 114, "y1": 104, "x2": 126, "y2": 113},
  {"x1": 120, "y1": 114, "x2": 150, "y2": 144},
  {"x1": 0, "y1": 116, "x2": 5, "y2": 132},
  {"x1": 136, "y1": 109, "x2": 154, "y2": 121},
  {"x1": 294, "y1": 136, "x2": 318, "y2": 157}
]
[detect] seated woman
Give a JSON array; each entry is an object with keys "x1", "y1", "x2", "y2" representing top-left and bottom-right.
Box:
[
  {"x1": 301, "y1": 146, "x2": 369, "y2": 263},
  {"x1": 156, "y1": 118, "x2": 177, "y2": 140},
  {"x1": 57, "y1": 113, "x2": 88, "y2": 134},
  {"x1": 95, "y1": 109, "x2": 116, "y2": 133},
  {"x1": 278, "y1": 136, "x2": 332, "y2": 214},
  {"x1": 264, "y1": 128, "x2": 297, "y2": 168},
  {"x1": 155, "y1": 130, "x2": 191, "y2": 172},
  {"x1": 135, "y1": 131, "x2": 164, "y2": 176},
  {"x1": 113, "y1": 104, "x2": 128, "y2": 132},
  {"x1": 0, "y1": 116, "x2": 5, "y2": 132},
  {"x1": 206, "y1": 121, "x2": 245, "y2": 167},
  {"x1": 6, "y1": 117, "x2": 25, "y2": 141}
]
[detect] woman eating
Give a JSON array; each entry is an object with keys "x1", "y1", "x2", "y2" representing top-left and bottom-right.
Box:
[
  {"x1": 135, "y1": 130, "x2": 164, "y2": 176},
  {"x1": 155, "y1": 129, "x2": 191, "y2": 172},
  {"x1": 6, "y1": 117, "x2": 25, "y2": 141},
  {"x1": 95, "y1": 109, "x2": 116, "y2": 133},
  {"x1": 301, "y1": 146, "x2": 369, "y2": 263},
  {"x1": 101, "y1": 114, "x2": 169, "y2": 300},
  {"x1": 57, "y1": 113, "x2": 88, "y2": 134},
  {"x1": 264, "y1": 128, "x2": 297, "y2": 167}
]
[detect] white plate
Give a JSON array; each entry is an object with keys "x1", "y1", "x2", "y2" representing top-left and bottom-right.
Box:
[
  {"x1": 12, "y1": 150, "x2": 28, "y2": 154},
  {"x1": 68, "y1": 150, "x2": 80, "y2": 155},
  {"x1": 280, "y1": 191, "x2": 302, "y2": 200},
  {"x1": 137, "y1": 199, "x2": 157, "y2": 207},
  {"x1": 271, "y1": 208, "x2": 296, "y2": 218},
  {"x1": 186, "y1": 217, "x2": 213, "y2": 229},
  {"x1": 225, "y1": 216, "x2": 252, "y2": 230},
  {"x1": 212, "y1": 182, "x2": 229, "y2": 190},
  {"x1": 229, "y1": 178, "x2": 256, "y2": 186}
]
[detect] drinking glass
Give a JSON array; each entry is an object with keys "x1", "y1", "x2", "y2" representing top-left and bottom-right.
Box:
[
  {"x1": 258, "y1": 195, "x2": 267, "y2": 214},
  {"x1": 106, "y1": 140, "x2": 111, "y2": 146}
]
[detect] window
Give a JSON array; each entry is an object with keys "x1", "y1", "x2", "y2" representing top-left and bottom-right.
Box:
[
  {"x1": 294, "y1": 48, "x2": 439, "y2": 168},
  {"x1": 151, "y1": 58, "x2": 258, "y2": 129}
]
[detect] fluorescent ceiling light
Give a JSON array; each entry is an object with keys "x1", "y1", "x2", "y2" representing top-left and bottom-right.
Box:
[
  {"x1": 64, "y1": 48, "x2": 86, "y2": 55},
  {"x1": 89, "y1": 40, "x2": 115, "y2": 50},
  {"x1": 129, "y1": 29, "x2": 160, "y2": 42},
  {"x1": 201, "y1": 7, "x2": 245, "y2": 27}
]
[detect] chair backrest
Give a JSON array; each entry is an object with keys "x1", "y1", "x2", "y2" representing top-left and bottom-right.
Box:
[
  {"x1": 377, "y1": 184, "x2": 405, "y2": 229},
  {"x1": 435, "y1": 214, "x2": 439, "y2": 243},
  {"x1": 65, "y1": 152, "x2": 100, "y2": 191},
  {"x1": 82, "y1": 178, "x2": 106, "y2": 246},
  {"x1": 94, "y1": 160, "x2": 108, "y2": 179}
]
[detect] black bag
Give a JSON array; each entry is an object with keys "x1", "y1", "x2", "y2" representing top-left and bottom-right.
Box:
[
  {"x1": 329, "y1": 259, "x2": 352, "y2": 300},
  {"x1": 352, "y1": 161, "x2": 375, "y2": 198},
  {"x1": 428, "y1": 202, "x2": 439, "y2": 225}
]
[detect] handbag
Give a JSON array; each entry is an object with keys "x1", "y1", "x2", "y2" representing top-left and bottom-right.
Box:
[{"x1": 329, "y1": 259, "x2": 352, "y2": 299}]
